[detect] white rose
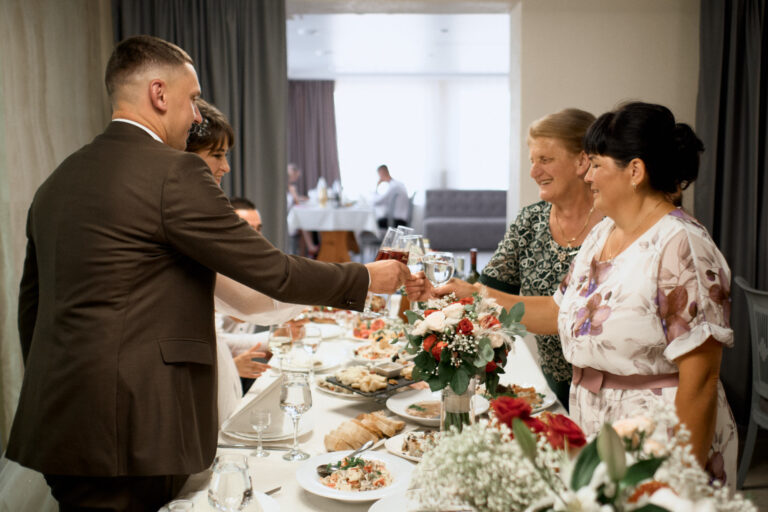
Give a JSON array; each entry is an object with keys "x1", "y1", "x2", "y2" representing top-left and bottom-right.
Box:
[
  {"x1": 442, "y1": 303, "x2": 465, "y2": 319},
  {"x1": 424, "y1": 311, "x2": 446, "y2": 331},
  {"x1": 410, "y1": 319, "x2": 428, "y2": 336},
  {"x1": 612, "y1": 416, "x2": 656, "y2": 448},
  {"x1": 488, "y1": 332, "x2": 505, "y2": 348}
]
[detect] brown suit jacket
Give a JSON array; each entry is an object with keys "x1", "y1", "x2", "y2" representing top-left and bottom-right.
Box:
[{"x1": 7, "y1": 121, "x2": 368, "y2": 477}]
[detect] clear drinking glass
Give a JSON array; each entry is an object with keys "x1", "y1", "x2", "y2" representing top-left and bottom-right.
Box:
[
  {"x1": 250, "y1": 410, "x2": 271, "y2": 458},
  {"x1": 301, "y1": 326, "x2": 322, "y2": 380},
  {"x1": 161, "y1": 499, "x2": 194, "y2": 512},
  {"x1": 399, "y1": 234, "x2": 426, "y2": 273},
  {"x1": 268, "y1": 323, "x2": 304, "y2": 373},
  {"x1": 208, "y1": 453, "x2": 253, "y2": 512},
  {"x1": 280, "y1": 372, "x2": 312, "y2": 461},
  {"x1": 422, "y1": 252, "x2": 455, "y2": 288}
]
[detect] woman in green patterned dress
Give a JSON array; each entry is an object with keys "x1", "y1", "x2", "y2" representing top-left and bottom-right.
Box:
[{"x1": 409, "y1": 108, "x2": 600, "y2": 409}]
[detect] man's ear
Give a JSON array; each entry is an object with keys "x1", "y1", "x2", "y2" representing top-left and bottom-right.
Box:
[{"x1": 149, "y1": 79, "x2": 168, "y2": 113}]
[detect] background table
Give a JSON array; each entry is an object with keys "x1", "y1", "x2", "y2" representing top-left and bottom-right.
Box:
[
  {"x1": 178, "y1": 331, "x2": 563, "y2": 511},
  {"x1": 287, "y1": 204, "x2": 379, "y2": 262}
]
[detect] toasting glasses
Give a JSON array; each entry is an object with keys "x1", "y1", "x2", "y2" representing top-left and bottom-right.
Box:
[
  {"x1": 422, "y1": 251, "x2": 455, "y2": 288},
  {"x1": 366, "y1": 226, "x2": 416, "y2": 315}
]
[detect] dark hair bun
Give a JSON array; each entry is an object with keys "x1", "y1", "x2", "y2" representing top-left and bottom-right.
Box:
[{"x1": 583, "y1": 102, "x2": 704, "y2": 193}]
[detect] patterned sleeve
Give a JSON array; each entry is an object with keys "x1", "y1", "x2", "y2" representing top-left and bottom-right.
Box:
[
  {"x1": 658, "y1": 227, "x2": 734, "y2": 362},
  {"x1": 479, "y1": 213, "x2": 523, "y2": 294}
]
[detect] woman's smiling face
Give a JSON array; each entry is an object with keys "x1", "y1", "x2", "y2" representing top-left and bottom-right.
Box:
[{"x1": 584, "y1": 154, "x2": 632, "y2": 216}]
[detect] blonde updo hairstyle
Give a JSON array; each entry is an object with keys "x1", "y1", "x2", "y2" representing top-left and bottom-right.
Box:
[{"x1": 528, "y1": 108, "x2": 596, "y2": 155}]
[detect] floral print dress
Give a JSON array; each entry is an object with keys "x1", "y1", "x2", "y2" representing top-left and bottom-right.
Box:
[{"x1": 554, "y1": 209, "x2": 737, "y2": 488}]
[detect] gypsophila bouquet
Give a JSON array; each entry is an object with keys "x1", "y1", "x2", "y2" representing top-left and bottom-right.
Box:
[
  {"x1": 405, "y1": 292, "x2": 527, "y2": 396},
  {"x1": 514, "y1": 402, "x2": 757, "y2": 512}
]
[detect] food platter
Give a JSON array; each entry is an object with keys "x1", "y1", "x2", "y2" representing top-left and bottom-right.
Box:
[
  {"x1": 384, "y1": 430, "x2": 440, "y2": 463},
  {"x1": 386, "y1": 389, "x2": 490, "y2": 427},
  {"x1": 296, "y1": 451, "x2": 414, "y2": 502},
  {"x1": 323, "y1": 375, "x2": 416, "y2": 398}
]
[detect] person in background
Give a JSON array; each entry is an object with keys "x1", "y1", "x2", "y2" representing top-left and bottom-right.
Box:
[
  {"x1": 374, "y1": 164, "x2": 409, "y2": 228},
  {"x1": 407, "y1": 108, "x2": 600, "y2": 408},
  {"x1": 229, "y1": 196, "x2": 262, "y2": 233},
  {"x1": 418, "y1": 102, "x2": 738, "y2": 487},
  {"x1": 287, "y1": 162, "x2": 318, "y2": 257},
  {"x1": 8, "y1": 35, "x2": 408, "y2": 511}
]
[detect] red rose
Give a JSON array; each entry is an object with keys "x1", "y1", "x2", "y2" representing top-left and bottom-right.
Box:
[
  {"x1": 542, "y1": 413, "x2": 586, "y2": 449},
  {"x1": 490, "y1": 396, "x2": 531, "y2": 429},
  {"x1": 459, "y1": 297, "x2": 474, "y2": 305},
  {"x1": 422, "y1": 334, "x2": 438, "y2": 353},
  {"x1": 523, "y1": 416, "x2": 547, "y2": 435},
  {"x1": 485, "y1": 361, "x2": 498, "y2": 372},
  {"x1": 479, "y1": 315, "x2": 501, "y2": 329},
  {"x1": 424, "y1": 309, "x2": 438, "y2": 317},
  {"x1": 457, "y1": 318, "x2": 474, "y2": 335},
  {"x1": 432, "y1": 341, "x2": 447, "y2": 360}
]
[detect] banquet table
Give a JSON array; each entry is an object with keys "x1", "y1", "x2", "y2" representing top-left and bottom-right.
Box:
[
  {"x1": 176, "y1": 329, "x2": 564, "y2": 511},
  {"x1": 287, "y1": 204, "x2": 379, "y2": 262}
]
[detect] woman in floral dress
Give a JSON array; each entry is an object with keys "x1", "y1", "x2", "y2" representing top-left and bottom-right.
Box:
[{"x1": 427, "y1": 102, "x2": 738, "y2": 487}]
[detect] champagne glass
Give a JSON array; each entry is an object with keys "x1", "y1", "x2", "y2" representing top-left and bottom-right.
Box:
[
  {"x1": 250, "y1": 410, "x2": 271, "y2": 458},
  {"x1": 423, "y1": 252, "x2": 455, "y2": 288},
  {"x1": 208, "y1": 453, "x2": 253, "y2": 511},
  {"x1": 280, "y1": 372, "x2": 312, "y2": 461},
  {"x1": 400, "y1": 234, "x2": 426, "y2": 273},
  {"x1": 268, "y1": 323, "x2": 304, "y2": 373}
]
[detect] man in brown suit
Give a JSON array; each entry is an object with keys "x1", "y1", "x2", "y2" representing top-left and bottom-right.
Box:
[{"x1": 6, "y1": 35, "x2": 408, "y2": 511}]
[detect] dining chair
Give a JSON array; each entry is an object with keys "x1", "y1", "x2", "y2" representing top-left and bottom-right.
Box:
[{"x1": 734, "y1": 276, "x2": 768, "y2": 489}]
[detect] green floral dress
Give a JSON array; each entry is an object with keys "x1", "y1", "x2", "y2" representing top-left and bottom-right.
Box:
[{"x1": 480, "y1": 201, "x2": 575, "y2": 402}]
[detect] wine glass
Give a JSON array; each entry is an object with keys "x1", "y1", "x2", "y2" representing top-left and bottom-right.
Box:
[
  {"x1": 208, "y1": 453, "x2": 253, "y2": 511},
  {"x1": 280, "y1": 372, "x2": 312, "y2": 461},
  {"x1": 399, "y1": 234, "x2": 426, "y2": 273},
  {"x1": 268, "y1": 323, "x2": 304, "y2": 373},
  {"x1": 301, "y1": 326, "x2": 322, "y2": 380},
  {"x1": 374, "y1": 227, "x2": 400, "y2": 261},
  {"x1": 250, "y1": 410, "x2": 271, "y2": 458},
  {"x1": 422, "y1": 252, "x2": 455, "y2": 288}
]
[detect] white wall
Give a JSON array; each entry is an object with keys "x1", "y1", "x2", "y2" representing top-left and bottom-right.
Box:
[{"x1": 515, "y1": 0, "x2": 700, "y2": 213}]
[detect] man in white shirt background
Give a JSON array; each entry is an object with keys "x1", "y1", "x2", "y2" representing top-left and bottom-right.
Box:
[{"x1": 374, "y1": 164, "x2": 409, "y2": 228}]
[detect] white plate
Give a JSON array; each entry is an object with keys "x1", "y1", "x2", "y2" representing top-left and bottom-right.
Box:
[
  {"x1": 314, "y1": 378, "x2": 372, "y2": 401},
  {"x1": 532, "y1": 389, "x2": 558, "y2": 414},
  {"x1": 277, "y1": 347, "x2": 347, "y2": 374},
  {"x1": 187, "y1": 490, "x2": 279, "y2": 512},
  {"x1": 384, "y1": 431, "x2": 439, "y2": 463},
  {"x1": 368, "y1": 491, "x2": 413, "y2": 512},
  {"x1": 221, "y1": 414, "x2": 312, "y2": 442},
  {"x1": 386, "y1": 389, "x2": 490, "y2": 427},
  {"x1": 296, "y1": 451, "x2": 414, "y2": 502},
  {"x1": 316, "y1": 323, "x2": 344, "y2": 339}
]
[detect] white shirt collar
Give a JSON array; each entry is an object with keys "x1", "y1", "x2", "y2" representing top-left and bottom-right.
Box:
[{"x1": 112, "y1": 118, "x2": 163, "y2": 143}]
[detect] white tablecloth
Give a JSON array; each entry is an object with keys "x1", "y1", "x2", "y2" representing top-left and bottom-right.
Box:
[
  {"x1": 287, "y1": 204, "x2": 379, "y2": 234},
  {"x1": 179, "y1": 332, "x2": 563, "y2": 511}
]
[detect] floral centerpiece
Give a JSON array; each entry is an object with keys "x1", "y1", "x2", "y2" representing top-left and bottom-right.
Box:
[{"x1": 404, "y1": 293, "x2": 526, "y2": 430}]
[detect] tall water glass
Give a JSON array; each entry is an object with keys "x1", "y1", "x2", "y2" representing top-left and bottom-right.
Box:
[
  {"x1": 423, "y1": 252, "x2": 455, "y2": 288},
  {"x1": 280, "y1": 372, "x2": 312, "y2": 461},
  {"x1": 208, "y1": 453, "x2": 253, "y2": 512}
]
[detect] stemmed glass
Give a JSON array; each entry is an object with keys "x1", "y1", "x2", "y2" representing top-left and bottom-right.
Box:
[
  {"x1": 161, "y1": 500, "x2": 194, "y2": 512},
  {"x1": 301, "y1": 326, "x2": 322, "y2": 380},
  {"x1": 268, "y1": 323, "x2": 305, "y2": 374},
  {"x1": 208, "y1": 453, "x2": 253, "y2": 511},
  {"x1": 250, "y1": 410, "x2": 271, "y2": 458},
  {"x1": 422, "y1": 251, "x2": 455, "y2": 288},
  {"x1": 399, "y1": 234, "x2": 426, "y2": 274},
  {"x1": 280, "y1": 372, "x2": 312, "y2": 461}
]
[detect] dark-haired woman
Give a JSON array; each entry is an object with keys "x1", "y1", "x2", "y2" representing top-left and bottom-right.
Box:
[{"x1": 430, "y1": 102, "x2": 737, "y2": 486}]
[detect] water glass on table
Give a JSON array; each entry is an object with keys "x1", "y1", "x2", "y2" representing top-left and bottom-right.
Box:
[
  {"x1": 250, "y1": 410, "x2": 271, "y2": 458},
  {"x1": 208, "y1": 453, "x2": 253, "y2": 512},
  {"x1": 280, "y1": 372, "x2": 313, "y2": 461},
  {"x1": 423, "y1": 251, "x2": 455, "y2": 288}
]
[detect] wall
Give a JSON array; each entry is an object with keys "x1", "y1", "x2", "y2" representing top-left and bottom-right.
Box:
[
  {"x1": 0, "y1": 0, "x2": 113, "y2": 445},
  {"x1": 516, "y1": 0, "x2": 700, "y2": 212}
]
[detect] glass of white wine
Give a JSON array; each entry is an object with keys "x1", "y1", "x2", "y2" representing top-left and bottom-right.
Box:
[
  {"x1": 268, "y1": 323, "x2": 304, "y2": 374},
  {"x1": 422, "y1": 252, "x2": 455, "y2": 288},
  {"x1": 280, "y1": 372, "x2": 312, "y2": 461}
]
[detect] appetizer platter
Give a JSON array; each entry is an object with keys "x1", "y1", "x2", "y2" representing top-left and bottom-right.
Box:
[
  {"x1": 323, "y1": 365, "x2": 416, "y2": 398},
  {"x1": 384, "y1": 430, "x2": 440, "y2": 462},
  {"x1": 296, "y1": 451, "x2": 414, "y2": 502}
]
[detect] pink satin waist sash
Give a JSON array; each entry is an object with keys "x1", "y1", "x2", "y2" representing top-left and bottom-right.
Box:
[{"x1": 572, "y1": 365, "x2": 679, "y2": 395}]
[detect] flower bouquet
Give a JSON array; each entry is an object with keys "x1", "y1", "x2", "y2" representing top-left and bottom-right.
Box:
[{"x1": 404, "y1": 293, "x2": 527, "y2": 430}]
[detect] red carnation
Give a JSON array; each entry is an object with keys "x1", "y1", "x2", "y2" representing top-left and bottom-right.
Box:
[
  {"x1": 424, "y1": 309, "x2": 438, "y2": 317},
  {"x1": 457, "y1": 318, "x2": 474, "y2": 335},
  {"x1": 485, "y1": 361, "x2": 498, "y2": 372},
  {"x1": 490, "y1": 396, "x2": 532, "y2": 430},
  {"x1": 479, "y1": 315, "x2": 501, "y2": 329},
  {"x1": 542, "y1": 413, "x2": 586, "y2": 449},
  {"x1": 422, "y1": 334, "x2": 438, "y2": 353},
  {"x1": 432, "y1": 341, "x2": 447, "y2": 361},
  {"x1": 459, "y1": 297, "x2": 474, "y2": 305}
]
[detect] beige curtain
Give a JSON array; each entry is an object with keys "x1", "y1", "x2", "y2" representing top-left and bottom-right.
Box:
[{"x1": 0, "y1": 0, "x2": 113, "y2": 447}]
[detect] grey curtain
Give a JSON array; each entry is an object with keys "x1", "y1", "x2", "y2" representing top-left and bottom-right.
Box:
[
  {"x1": 288, "y1": 80, "x2": 341, "y2": 195},
  {"x1": 112, "y1": 0, "x2": 288, "y2": 248},
  {"x1": 695, "y1": 0, "x2": 767, "y2": 425}
]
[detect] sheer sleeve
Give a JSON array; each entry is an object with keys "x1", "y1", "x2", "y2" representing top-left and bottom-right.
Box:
[
  {"x1": 658, "y1": 228, "x2": 734, "y2": 362},
  {"x1": 214, "y1": 274, "x2": 307, "y2": 326}
]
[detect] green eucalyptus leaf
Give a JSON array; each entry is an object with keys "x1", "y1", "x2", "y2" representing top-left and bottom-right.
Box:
[
  {"x1": 411, "y1": 365, "x2": 428, "y2": 382},
  {"x1": 479, "y1": 338, "x2": 495, "y2": 362},
  {"x1": 450, "y1": 367, "x2": 470, "y2": 394},
  {"x1": 405, "y1": 310, "x2": 423, "y2": 324},
  {"x1": 597, "y1": 423, "x2": 627, "y2": 481},
  {"x1": 485, "y1": 373, "x2": 500, "y2": 396},
  {"x1": 414, "y1": 351, "x2": 436, "y2": 372},
  {"x1": 508, "y1": 302, "x2": 525, "y2": 323},
  {"x1": 570, "y1": 439, "x2": 600, "y2": 490},
  {"x1": 621, "y1": 457, "x2": 668, "y2": 488},
  {"x1": 512, "y1": 418, "x2": 537, "y2": 461}
]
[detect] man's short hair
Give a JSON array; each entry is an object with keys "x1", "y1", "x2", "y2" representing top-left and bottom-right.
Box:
[
  {"x1": 230, "y1": 197, "x2": 256, "y2": 210},
  {"x1": 105, "y1": 35, "x2": 194, "y2": 97},
  {"x1": 186, "y1": 99, "x2": 235, "y2": 153},
  {"x1": 377, "y1": 164, "x2": 389, "y2": 174}
]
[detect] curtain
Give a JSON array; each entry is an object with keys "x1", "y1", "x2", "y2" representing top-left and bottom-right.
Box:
[
  {"x1": 288, "y1": 80, "x2": 341, "y2": 195},
  {"x1": 112, "y1": 0, "x2": 289, "y2": 248},
  {"x1": 695, "y1": 0, "x2": 767, "y2": 425}
]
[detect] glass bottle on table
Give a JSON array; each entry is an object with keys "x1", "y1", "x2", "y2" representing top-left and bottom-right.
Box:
[{"x1": 466, "y1": 248, "x2": 481, "y2": 284}]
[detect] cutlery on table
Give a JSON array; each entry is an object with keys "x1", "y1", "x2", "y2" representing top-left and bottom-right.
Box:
[
  {"x1": 316, "y1": 439, "x2": 374, "y2": 477},
  {"x1": 217, "y1": 443, "x2": 290, "y2": 451}
]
